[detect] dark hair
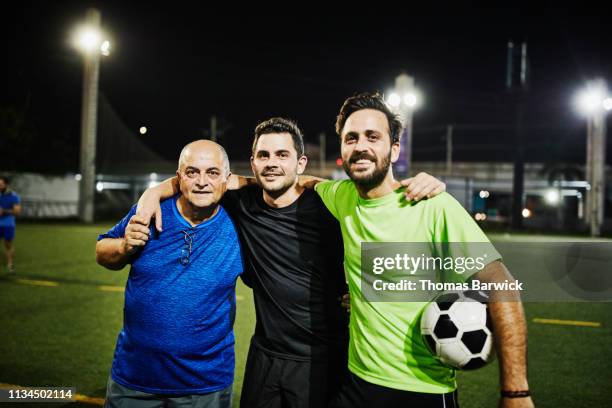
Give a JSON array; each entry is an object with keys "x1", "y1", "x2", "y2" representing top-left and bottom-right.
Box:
[
  {"x1": 0, "y1": 175, "x2": 9, "y2": 184},
  {"x1": 335, "y1": 92, "x2": 403, "y2": 145},
  {"x1": 252, "y1": 117, "x2": 305, "y2": 157}
]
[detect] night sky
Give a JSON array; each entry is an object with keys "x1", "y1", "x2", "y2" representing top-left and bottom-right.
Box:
[{"x1": 3, "y1": 3, "x2": 611, "y2": 172}]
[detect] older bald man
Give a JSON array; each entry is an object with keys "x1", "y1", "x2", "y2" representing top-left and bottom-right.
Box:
[{"x1": 96, "y1": 140, "x2": 242, "y2": 408}]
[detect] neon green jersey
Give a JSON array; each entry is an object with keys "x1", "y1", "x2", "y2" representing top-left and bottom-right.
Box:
[{"x1": 315, "y1": 180, "x2": 501, "y2": 393}]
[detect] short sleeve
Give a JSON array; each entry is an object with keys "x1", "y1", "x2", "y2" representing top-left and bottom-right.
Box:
[
  {"x1": 13, "y1": 194, "x2": 21, "y2": 205},
  {"x1": 220, "y1": 189, "x2": 241, "y2": 216},
  {"x1": 432, "y1": 193, "x2": 502, "y2": 280},
  {"x1": 314, "y1": 180, "x2": 343, "y2": 219},
  {"x1": 97, "y1": 205, "x2": 137, "y2": 241}
]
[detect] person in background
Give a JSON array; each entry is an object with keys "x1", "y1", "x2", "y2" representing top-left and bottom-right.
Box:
[{"x1": 0, "y1": 176, "x2": 21, "y2": 274}]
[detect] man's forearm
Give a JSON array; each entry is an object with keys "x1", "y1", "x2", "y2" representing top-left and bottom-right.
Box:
[
  {"x1": 476, "y1": 261, "x2": 530, "y2": 391},
  {"x1": 96, "y1": 238, "x2": 131, "y2": 270},
  {"x1": 3, "y1": 207, "x2": 20, "y2": 215},
  {"x1": 490, "y1": 298, "x2": 529, "y2": 391},
  {"x1": 149, "y1": 177, "x2": 179, "y2": 200},
  {"x1": 149, "y1": 175, "x2": 257, "y2": 195},
  {"x1": 227, "y1": 174, "x2": 258, "y2": 190},
  {"x1": 298, "y1": 175, "x2": 327, "y2": 189}
]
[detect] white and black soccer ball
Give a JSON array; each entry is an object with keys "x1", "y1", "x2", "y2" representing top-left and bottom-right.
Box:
[{"x1": 420, "y1": 290, "x2": 495, "y2": 370}]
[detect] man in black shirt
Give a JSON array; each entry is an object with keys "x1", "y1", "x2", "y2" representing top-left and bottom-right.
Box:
[
  {"x1": 223, "y1": 119, "x2": 349, "y2": 408},
  {"x1": 137, "y1": 118, "x2": 446, "y2": 407}
]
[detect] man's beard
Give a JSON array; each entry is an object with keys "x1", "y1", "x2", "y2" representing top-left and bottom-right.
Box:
[{"x1": 343, "y1": 151, "x2": 392, "y2": 190}]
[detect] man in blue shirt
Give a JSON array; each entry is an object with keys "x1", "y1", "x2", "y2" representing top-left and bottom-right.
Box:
[
  {"x1": 96, "y1": 140, "x2": 243, "y2": 408},
  {"x1": 0, "y1": 176, "x2": 21, "y2": 274}
]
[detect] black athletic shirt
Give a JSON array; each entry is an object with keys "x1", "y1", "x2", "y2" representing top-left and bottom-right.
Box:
[{"x1": 221, "y1": 185, "x2": 349, "y2": 361}]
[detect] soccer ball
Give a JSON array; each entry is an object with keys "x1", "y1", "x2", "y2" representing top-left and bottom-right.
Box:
[{"x1": 420, "y1": 290, "x2": 495, "y2": 370}]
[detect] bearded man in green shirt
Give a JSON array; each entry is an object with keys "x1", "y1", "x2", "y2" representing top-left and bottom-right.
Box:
[{"x1": 315, "y1": 92, "x2": 534, "y2": 408}]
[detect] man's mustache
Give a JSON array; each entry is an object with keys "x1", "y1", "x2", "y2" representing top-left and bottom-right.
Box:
[
  {"x1": 349, "y1": 153, "x2": 377, "y2": 164},
  {"x1": 261, "y1": 167, "x2": 285, "y2": 176}
]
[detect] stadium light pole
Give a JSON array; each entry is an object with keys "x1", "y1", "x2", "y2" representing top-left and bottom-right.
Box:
[
  {"x1": 386, "y1": 73, "x2": 422, "y2": 178},
  {"x1": 574, "y1": 79, "x2": 611, "y2": 236},
  {"x1": 72, "y1": 8, "x2": 110, "y2": 223}
]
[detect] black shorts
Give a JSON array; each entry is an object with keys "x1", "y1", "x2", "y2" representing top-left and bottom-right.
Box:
[
  {"x1": 329, "y1": 372, "x2": 459, "y2": 408},
  {"x1": 240, "y1": 343, "x2": 347, "y2": 408}
]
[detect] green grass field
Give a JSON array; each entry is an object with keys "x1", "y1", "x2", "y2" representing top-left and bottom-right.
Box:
[{"x1": 0, "y1": 224, "x2": 611, "y2": 407}]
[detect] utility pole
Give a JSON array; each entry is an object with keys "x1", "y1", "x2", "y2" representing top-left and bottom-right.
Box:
[
  {"x1": 392, "y1": 73, "x2": 418, "y2": 178},
  {"x1": 576, "y1": 79, "x2": 610, "y2": 236},
  {"x1": 78, "y1": 8, "x2": 101, "y2": 223},
  {"x1": 586, "y1": 85, "x2": 607, "y2": 236},
  {"x1": 319, "y1": 132, "x2": 326, "y2": 175},
  {"x1": 210, "y1": 115, "x2": 218, "y2": 143},
  {"x1": 508, "y1": 41, "x2": 529, "y2": 230},
  {"x1": 446, "y1": 125, "x2": 453, "y2": 175},
  {"x1": 585, "y1": 119, "x2": 593, "y2": 225}
]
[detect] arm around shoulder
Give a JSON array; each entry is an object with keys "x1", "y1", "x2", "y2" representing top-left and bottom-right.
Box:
[{"x1": 298, "y1": 175, "x2": 327, "y2": 189}]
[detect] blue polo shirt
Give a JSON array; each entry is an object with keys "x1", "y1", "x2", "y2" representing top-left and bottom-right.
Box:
[
  {"x1": 98, "y1": 195, "x2": 243, "y2": 394},
  {"x1": 0, "y1": 191, "x2": 20, "y2": 227}
]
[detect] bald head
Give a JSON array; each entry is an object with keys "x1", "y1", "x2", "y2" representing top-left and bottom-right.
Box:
[
  {"x1": 176, "y1": 140, "x2": 231, "y2": 210},
  {"x1": 178, "y1": 140, "x2": 230, "y2": 176}
]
